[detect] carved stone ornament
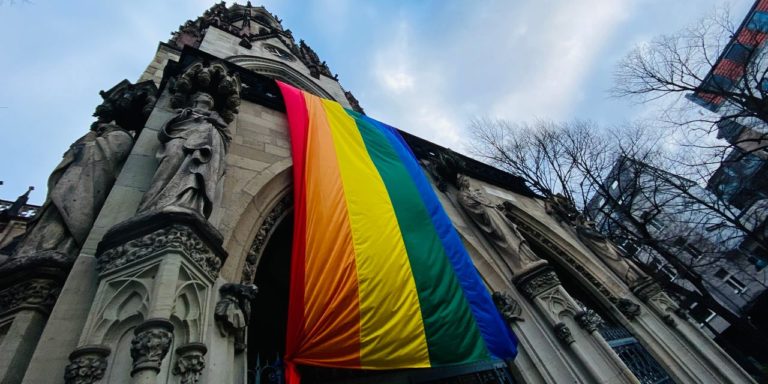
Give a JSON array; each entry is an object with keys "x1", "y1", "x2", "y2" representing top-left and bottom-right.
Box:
[
  {"x1": 514, "y1": 266, "x2": 560, "y2": 299},
  {"x1": 429, "y1": 152, "x2": 464, "y2": 192},
  {"x1": 576, "y1": 224, "x2": 647, "y2": 288},
  {"x1": 617, "y1": 298, "x2": 642, "y2": 320},
  {"x1": 544, "y1": 194, "x2": 583, "y2": 225},
  {"x1": 64, "y1": 345, "x2": 111, "y2": 384},
  {"x1": 631, "y1": 278, "x2": 663, "y2": 302},
  {"x1": 492, "y1": 291, "x2": 524, "y2": 323},
  {"x1": 131, "y1": 319, "x2": 174, "y2": 376},
  {"x1": 575, "y1": 309, "x2": 603, "y2": 333},
  {"x1": 662, "y1": 314, "x2": 677, "y2": 327},
  {"x1": 553, "y1": 322, "x2": 574, "y2": 344},
  {"x1": 456, "y1": 175, "x2": 548, "y2": 276},
  {"x1": 344, "y1": 90, "x2": 365, "y2": 115},
  {"x1": 98, "y1": 223, "x2": 223, "y2": 279},
  {"x1": 173, "y1": 343, "x2": 207, "y2": 384},
  {"x1": 169, "y1": 61, "x2": 241, "y2": 123},
  {"x1": 241, "y1": 193, "x2": 292, "y2": 284},
  {"x1": 0, "y1": 278, "x2": 60, "y2": 315},
  {"x1": 170, "y1": 2, "x2": 291, "y2": 52},
  {"x1": 215, "y1": 283, "x2": 258, "y2": 353},
  {"x1": 501, "y1": 206, "x2": 620, "y2": 304}
]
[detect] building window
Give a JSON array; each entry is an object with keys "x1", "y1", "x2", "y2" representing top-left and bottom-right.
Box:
[
  {"x1": 595, "y1": 197, "x2": 605, "y2": 207},
  {"x1": 714, "y1": 268, "x2": 729, "y2": 279},
  {"x1": 648, "y1": 219, "x2": 665, "y2": 231},
  {"x1": 617, "y1": 239, "x2": 639, "y2": 257},
  {"x1": 684, "y1": 244, "x2": 703, "y2": 260},
  {"x1": 714, "y1": 268, "x2": 748, "y2": 294},
  {"x1": 661, "y1": 264, "x2": 678, "y2": 282}
]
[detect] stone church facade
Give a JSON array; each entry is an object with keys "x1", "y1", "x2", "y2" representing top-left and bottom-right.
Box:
[{"x1": 0, "y1": 3, "x2": 755, "y2": 383}]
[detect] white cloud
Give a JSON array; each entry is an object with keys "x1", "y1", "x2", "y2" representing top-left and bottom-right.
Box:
[{"x1": 361, "y1": 0, "x2": 631, "y2": 154}]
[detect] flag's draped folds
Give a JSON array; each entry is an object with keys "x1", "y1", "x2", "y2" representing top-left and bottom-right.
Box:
[{"x1": 278, "y1": 82, "x2": 517, "y2": 383}]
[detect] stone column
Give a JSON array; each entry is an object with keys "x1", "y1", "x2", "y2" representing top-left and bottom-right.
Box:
[
  {"x1": 130, "y1": 319, "x2": 173, "y2": 384},
  {"x1": 515, "y1": 266, "x2": 639, "y2": 384},
  {"x1": 631, "y1": 279, "x2": 753, "y2": 383},
  {"x1": 0, "y1": 278, "x2": 60, "y2": 384}
]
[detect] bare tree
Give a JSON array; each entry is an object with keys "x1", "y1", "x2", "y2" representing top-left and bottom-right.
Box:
[
  {"x1": 469, "y1": 118, "x2": 767, "y2": 342},
  {"x1": 613, "y1": 5, "x2": 768, "y2": 155}
]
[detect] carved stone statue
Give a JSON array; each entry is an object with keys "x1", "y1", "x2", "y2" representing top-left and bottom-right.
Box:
[
  {"x1": 139, "y1": 61, "x2": 240, "y2": 219},
  {"x1": 457, "y1": 175, "x2": 547, "y2": 276},
  {"x1": 215, "y1": 283, "x2": 258, "y2": 353},
  {"x1": 138, "y1": 93, "x2": 231, "y2": 218},
  {"x1": 576, "y1": 223, "x2": 646, "y2": 288},
  {"x1": 10, "y1": 123, "x2": 134, "y2": 269},
  {"x1": 1, "y1": 81, "x2": 157, "y2": 272}
]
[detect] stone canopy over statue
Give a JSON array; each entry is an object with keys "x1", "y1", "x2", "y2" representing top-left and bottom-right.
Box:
[
  {"x1": 0, "y1": 81, "x2": 157, "y2": 272},
  {"x1": 138, "y1": 61, "x2": 241, "y2": 220}
]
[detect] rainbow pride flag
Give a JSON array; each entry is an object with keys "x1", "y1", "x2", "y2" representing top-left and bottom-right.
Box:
[{"x1": 278, "y1": 82, "x2": 517, "y2": 382}]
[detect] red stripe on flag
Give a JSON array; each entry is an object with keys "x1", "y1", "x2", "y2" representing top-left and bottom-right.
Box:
[{"x1": 277, "y1": 81, "x2": 309, "y2": 384}]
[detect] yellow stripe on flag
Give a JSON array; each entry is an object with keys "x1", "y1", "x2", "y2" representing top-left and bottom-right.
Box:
[{"x1": 320, "y1": 98, "x2": 431, "y2": 368}]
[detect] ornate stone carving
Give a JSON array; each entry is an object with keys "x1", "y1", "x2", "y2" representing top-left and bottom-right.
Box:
[
  {"x1": 344, "y1": 90, "x2": 365, "y2": 115},
  {"x1": 140, "y1": 62, "x2": 239, "y2": 219},
  {"x1": 168, "y1": 62, "x2": 241, "y2": 123},
  {"x1": 575, "y1": 309, "x2": 603, "y2": 333},
  {"x1": 170, "y1": 2, "x2": 291, "y2": 51},
  {"x1": 1, "y1": 81, "x2": 157, "y2": 274},
  {"x1": 544, "y1": 194, "x2": 583, "y2": 225},
  {"x1": 617, "y1": 298, "x2": 642, "y2": 320},
  {"x1": 576, "y1": 224, "x2": 647, "y2": 288},
  {"x1": 501, "y1": 206, "x2": 620, "y2": 304},
  {"x1": 553, "y1": 322, "x2": 574, "y2": 344},
  {"x1": 241, "y1": 193, "x2": 292, "y2": 284},
  {"x1": 0, "y1": 278, "x2": 60, "y2": 315},
  {"x1": 457, "y1": 175, "x2": 548, "y2": 276},
  {"x1": 492, "y1": 291, "x2": 524, "y2": 323},
  {"x1": 215, "y1": 283, "x2": 258, "y2": 353},
  {"x1": 631, "y1": 278, "x2": 663, "y2": 302},
  {"x1": 298, "y1": 39, "x2": 333, "y2": 79},
  {"x1": 515, "y1": 266, "x2": 560, "y2": 299},
  {"x1": 131, "y1": 319, "x2": 174, "y2": 375},
  {"x1": 64, "y1": 345, "x2": 110, "y2": 384},
  {"x1": 173, "y1": 343, "x2": 207, "y2": 384},
  {"x1": 98, "y1": 224, "x2": 223, "y2": 279},
  {"x1": 661, "y1": 314, "x2": 677, "y2": 327},
  {"x1": 428, "y1": 152, "x2": 463, "y2": 192}
]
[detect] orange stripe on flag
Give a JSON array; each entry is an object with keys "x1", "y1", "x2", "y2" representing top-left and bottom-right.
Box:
[{"x1": 296, "y1": 93, "x2": 362, "y2": 367}]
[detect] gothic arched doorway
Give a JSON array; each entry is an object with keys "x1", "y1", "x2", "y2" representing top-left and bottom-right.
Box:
[
  {"x1": 243, "y1": 200, "x2": 516, "y2": 384},
  {"x1": 247, "y1": 211, "x2": 292, "y2": 383}
]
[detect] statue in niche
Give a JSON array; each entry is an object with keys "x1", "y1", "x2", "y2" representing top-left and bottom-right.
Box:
[
  {"x1": 138, "y1": 93, "x2": 231, "y2": 218},
  {"x1": 457, "y1": 175, "x2": 547, "y2": 276},
  {"x1": 576, "y1": 222, "x2": 647, "y2": 288},
  {"x1": 1, "y1": 81, "x2": 156, "y2": 272},
  {"x1": 139, "y1": 61, "x2": 240, "y2": 219}
]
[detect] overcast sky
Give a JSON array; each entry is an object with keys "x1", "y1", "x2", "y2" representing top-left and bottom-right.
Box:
[{"x1": 0, "y1": 0, "x2": 753, "y2": 204}]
